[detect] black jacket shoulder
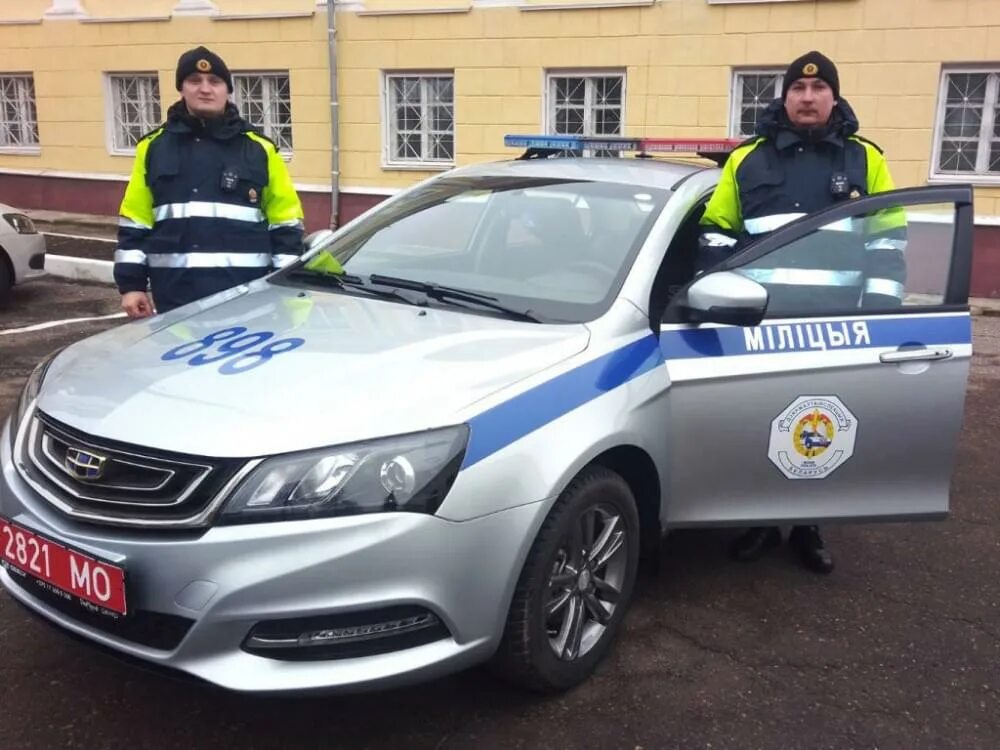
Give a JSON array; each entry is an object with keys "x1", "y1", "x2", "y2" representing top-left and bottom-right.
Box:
[{"x1": 849, "y1": 134, "x2": 884, "y2": 154}]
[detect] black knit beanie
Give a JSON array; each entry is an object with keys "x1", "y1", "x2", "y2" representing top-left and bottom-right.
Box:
[
  {"x1": 175, "y1": 46, "x2": 233, "y2": 93},
  {"x1": 782, "y1": 51, "x2": 840, "y2": 100}
]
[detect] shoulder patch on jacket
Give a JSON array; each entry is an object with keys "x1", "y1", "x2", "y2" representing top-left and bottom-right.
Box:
[{"x1": 849, "y1": 134, "x2": 884, "y2": 154}]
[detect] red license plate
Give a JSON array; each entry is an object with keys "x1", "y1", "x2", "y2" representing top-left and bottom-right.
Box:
[{"x1": 0, "y1": 517, "x2": 127, "y2": 617}]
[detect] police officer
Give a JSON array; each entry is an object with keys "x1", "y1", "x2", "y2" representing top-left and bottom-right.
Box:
[
  {"x1": 115, "y1": 46, "x2": 305, "y2": 318},
  {"x1": 698, "y1": 51, "x2": 907, "y2": 574}
]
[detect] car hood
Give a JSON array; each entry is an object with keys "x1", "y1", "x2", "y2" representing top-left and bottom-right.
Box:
[{"x1": 37, "y1": 283, "x2": 590, "y2": 457}]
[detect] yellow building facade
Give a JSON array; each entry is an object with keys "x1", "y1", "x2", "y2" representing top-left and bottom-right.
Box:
[{"x1": 1, "y1": 0, "x2": 999, "y2": 289}]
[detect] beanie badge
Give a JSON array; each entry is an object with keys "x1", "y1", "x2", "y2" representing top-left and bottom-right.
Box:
[
  {"x1": 802, "y1": 62, "x2": 819, "y2": 76},
  {"x1": 196, "y1": 59, "x2": 212, "y2": 73}
]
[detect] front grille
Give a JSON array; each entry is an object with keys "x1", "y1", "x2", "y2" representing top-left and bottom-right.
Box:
[
  {"x1": 4, "y1": 567, "x2": 194, "y2": 651},
  {"x1": 21, "y1": 412, "x2": 248, "y2": 528}
]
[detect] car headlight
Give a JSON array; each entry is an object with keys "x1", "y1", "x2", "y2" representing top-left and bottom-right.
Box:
[
  {"x1": 3, "y1": 213, "x2": 37, "y2": 235},
  {"x1": 8, "y1": 349, "x2": 61, "y2": 453},
  {"x1": 218, "y1": 425, "x2": 469, "y2": 525}
]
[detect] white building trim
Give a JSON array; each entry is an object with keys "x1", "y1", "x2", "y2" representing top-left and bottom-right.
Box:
[
  {"x1": 171, "y1": 0, "x2": 219, "y2": 16},
  {"x1": 43, "y1": 0, "x2": 89, "y2": 20}
]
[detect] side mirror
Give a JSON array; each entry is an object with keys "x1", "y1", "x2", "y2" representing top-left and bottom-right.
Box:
[{"x1": 678, "y1": 271, "x2": 768, "y2": 327}]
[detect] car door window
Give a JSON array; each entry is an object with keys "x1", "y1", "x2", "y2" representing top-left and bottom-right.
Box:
[{"x1": 735, "y1": 201, "x2": 956, "y2": 318}]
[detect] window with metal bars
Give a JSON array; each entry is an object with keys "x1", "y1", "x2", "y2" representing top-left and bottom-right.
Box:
[
  {"x1": 933, "y1": 69, "x2": 1000, "y2": 180},
  {"x1": 731, "y1": 70, "x2": 782, "y2": 138},
  {"x1": 0, "y1": 75, "x2": 39, "y2": 150},
  {"x1": 107, "y1": 74, "x2": 161, "y2": 154},
  {"x1": 384, "y1": 73, "x2": 454, "y2": 166},
  {"x1": 545, "y1": 72, "x2": 624, "y2": 157},
  {"x1": 233, "y1": 73, "x2": 293, "y2": 154}
]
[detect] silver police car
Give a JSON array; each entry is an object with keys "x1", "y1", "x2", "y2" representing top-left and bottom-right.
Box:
[{"x1": 0, "y1": 134, "x2": 974, "y2": 694}]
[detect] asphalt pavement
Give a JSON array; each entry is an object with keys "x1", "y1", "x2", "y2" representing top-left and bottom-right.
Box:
[{"x1": 0, "y1": 276, "x2": 998, "y2": 750}]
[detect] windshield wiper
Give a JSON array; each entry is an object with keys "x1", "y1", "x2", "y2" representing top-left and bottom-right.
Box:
[
  {"x1": 284, "y1": 269, "x2": 425, "y2": 307},
  {"x1": 369, "y1": 274, "x2": 496, "y2": 300},
  {"x1": 367, "y1": 274, "x2": 541, "y2": 322}
]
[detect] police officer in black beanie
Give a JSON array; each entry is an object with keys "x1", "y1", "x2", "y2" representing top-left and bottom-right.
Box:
[
  {"x1": 114, "y1": 46, "x2": 304, "y2": 317},
  {"x1": 698, "y1": 51, "x2": 907, "y2": 574}
]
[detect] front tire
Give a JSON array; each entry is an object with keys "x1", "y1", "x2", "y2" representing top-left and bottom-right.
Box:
[
  {"x1": 0, "y1": 256, "x2": 12, "y2": 308},
  {"x1": 491, "y1": 466, "x2": 640, "y2": 692}
]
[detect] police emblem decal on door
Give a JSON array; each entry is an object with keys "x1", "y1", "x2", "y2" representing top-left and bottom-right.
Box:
[{"x1": 768, "y1": 396, "x2": 858, "y2": 479}]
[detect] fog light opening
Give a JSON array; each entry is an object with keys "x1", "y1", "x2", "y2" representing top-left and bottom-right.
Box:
[
  {"x1": 298, "y1": 612, "x2": 438, "y2": 647},
  {"x1": 243, "y1": 606, "x2": 449, "y2": 660}
]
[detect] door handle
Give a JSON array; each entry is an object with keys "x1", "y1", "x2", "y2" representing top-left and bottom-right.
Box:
[{"x1": 879, "y1": 348, "x2": 953, "y2": 363}]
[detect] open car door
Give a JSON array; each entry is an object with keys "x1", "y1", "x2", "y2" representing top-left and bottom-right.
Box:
[{"x1": 659, "y1": 185, "x2": 974, "y2": 526}]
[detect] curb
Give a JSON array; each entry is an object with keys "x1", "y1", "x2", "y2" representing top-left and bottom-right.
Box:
[
  {"x1": 45, "y1": 255, "x2": 114, "y2": 285},
  {"x1": 26, "y1": 211, "x2": 117, "y2": 230},
  {"x1": 973, "y1": 306, "x2": 1000, "y2": 317},
  {"x1": 38, "y1": 225, "x2": 117, "y2": 241},
  {"x1": 36, "y1": 219, "x2": 116, "y2": 231}
]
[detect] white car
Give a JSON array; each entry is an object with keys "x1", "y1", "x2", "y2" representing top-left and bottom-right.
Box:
[{"x1": 0, "y1": 204, "x2": 46, "y2": 306}]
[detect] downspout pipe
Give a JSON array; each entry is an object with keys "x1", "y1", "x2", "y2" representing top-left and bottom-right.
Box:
[{"x1": 326, "y1": 0, "x2": 340, "y2": 229}]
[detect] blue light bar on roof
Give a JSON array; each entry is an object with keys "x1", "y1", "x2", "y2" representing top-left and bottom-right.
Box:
[
  {"x1": 504, "y1": 134, "x2": 743, "y2": 158},
  {"x1": 504, "y1": 134, "x2": 640, "y2": 151}
]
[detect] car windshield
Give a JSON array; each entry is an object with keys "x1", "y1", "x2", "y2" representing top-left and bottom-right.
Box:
[{"x1": 275, "y1": 175, "x2": 669, "y2": 323}]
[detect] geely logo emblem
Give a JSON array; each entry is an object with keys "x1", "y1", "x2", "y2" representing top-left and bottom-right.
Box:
[{"x1": 65, "y1": 448, "x2": 107, "y2": 481}]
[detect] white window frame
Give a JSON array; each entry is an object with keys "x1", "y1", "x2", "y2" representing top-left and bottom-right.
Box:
[
  {"x1": 232, "y1": 71, "x2": 293, "y2": 158},
  {"x1": 381, "y1": 71, "x2": 455, "y2": 171},
  {"x1": 930, "y1": 66, "x2": 1000, "y2": 186},
  {"x1": 730, "y1": 68, "x2": 783, "y2": 139},
  {"x1": 0, "y1": 74, "x2": 40, "y2": 154},
  {"x1": 105, "y1": 73, "x2": 162, "y2": 156},
  {"x1": 543, "y1": 69, "x2": 626, "y2": 142}
]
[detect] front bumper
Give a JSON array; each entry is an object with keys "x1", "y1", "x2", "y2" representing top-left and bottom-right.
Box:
[
  {"x1": 0, "y1": 418, "x2": 548, "y2": 693},
  {"x1": 6, "y1": 232, "x2": 46, "y2": 284}
]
